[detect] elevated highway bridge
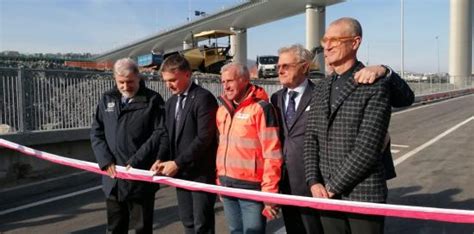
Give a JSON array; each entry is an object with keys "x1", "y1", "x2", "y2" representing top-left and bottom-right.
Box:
[
  {"x1": 94, "y1": 0, "x2": 343, "y2": 73},
  {"x1": 94, "y1": 0, "x2": 472, "y2": 86}
]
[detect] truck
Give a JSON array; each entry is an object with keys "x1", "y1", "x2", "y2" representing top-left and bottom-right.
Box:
[
  {"x1": 256, "y1": 55, "x2": 278, "y2": 79},
  {"x1": 137, "y1": 53, "x2": 163, "y2": 68}
]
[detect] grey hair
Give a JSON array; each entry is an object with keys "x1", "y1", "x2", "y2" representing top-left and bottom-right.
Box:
[
  {"x1": 113, "y1": 58, "x2": 139, "y2": 77},
  {"x1": 220, "y1": 62, "x2": 250, "y2": 80},
  {"x1": 330, "y1": 17, "x2": 363, "y2": 37},
  {"x1": 278, "y1": 44, "x2": 313, "y2": 62}
]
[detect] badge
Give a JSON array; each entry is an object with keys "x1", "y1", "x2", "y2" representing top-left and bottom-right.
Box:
[
  {"x1": 235, "y1": 113, "x2": 250, "y2": 120},
  {"x1": 106, "y1": 102, "x2": 115, "y2": 112}
]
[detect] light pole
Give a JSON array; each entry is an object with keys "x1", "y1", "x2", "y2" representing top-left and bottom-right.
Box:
[
  {"x1": 366, "y1": 41, "x2": 370, "y2": 66},
  {"x1": 435, "y1": 36, "x2": 439, "y2": 92},
  {"x1": 400, "y1": 0, "x2": 404, "y2": 79},
  {"x1": 435, "y1": 36, "x2": 440, "y2": 74}
]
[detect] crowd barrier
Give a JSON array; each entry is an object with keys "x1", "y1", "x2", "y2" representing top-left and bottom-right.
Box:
[{"x1": 1, "y1": 138, "x2": 473, "y2": 224}]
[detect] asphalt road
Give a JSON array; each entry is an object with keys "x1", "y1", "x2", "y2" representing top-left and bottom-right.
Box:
[{"x1": 1, "y1": 94, "x2": 473, "y2": 233}]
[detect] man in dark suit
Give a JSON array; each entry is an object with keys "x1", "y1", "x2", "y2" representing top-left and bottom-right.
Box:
[
  {"x1": 303, "y1": 17, "x2": 405, "y2": 234},
  {"x1": 271, "y1": 44, "x2": 324, "y2": 234},
  {"x1": 272, "y1": 43, "x2": 413, "y2": 234},
  {"x1": 91, "y1": 58, "x2": 169, "y2": 234},
  {"x1": 151, "y1": 54, "x2": 218, "y2": 234}
]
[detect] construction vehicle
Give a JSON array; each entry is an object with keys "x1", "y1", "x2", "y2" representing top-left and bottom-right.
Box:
[
  {"x1": 137, "y1": 53, "x2": 163, "y2": 68},
  {"x1": 309, "y1": 46, "x2": 325, "y2": 79},
  {"x1": 164, "y1": 30, "x2": 234, "y2": 74}
]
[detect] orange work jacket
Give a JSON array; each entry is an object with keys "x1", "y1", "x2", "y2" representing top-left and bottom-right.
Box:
[{"x1": 216, "y1": 84, "x2": 282, "y2": 193}]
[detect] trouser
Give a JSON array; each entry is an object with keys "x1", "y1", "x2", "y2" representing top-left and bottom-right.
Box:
[
  {"x1": 320, "y1": 210, "x2": 385, "y2": 234},
  {"x1": 176, "y1": 187, "x2": 216, "y2": 234},
  {"x1": 281, "y1": 205, "x2": 323, "y2": 234},
  {"x1": 105, "y1": 193, "x2": 155, "y2": 234},
  {"x1": 280, "y1": 168, "x2": 323, "y2": 234},
  {"x1": 222, "y1": 196, "x2": 266, "y2": 234}
]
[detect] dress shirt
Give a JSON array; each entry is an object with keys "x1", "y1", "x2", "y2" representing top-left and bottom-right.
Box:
[{"x1": 284, "y1": 78, "x2": 308, "y2": 113}]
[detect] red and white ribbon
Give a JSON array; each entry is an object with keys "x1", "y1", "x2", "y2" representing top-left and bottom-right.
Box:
[{"x1": 1, "y1": 138, "x2": 474, "y2": 224}]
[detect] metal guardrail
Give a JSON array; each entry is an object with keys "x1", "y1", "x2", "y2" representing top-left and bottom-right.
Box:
[
  {"x1": 1, "y1": 67, "x2": 473, "y2": 134},
  {"x1": 0, "y1": 68, "x2": 284, "y2": 134},
  {"x1": 405, "y1": 75, "x2": 474, "y2": 96}
]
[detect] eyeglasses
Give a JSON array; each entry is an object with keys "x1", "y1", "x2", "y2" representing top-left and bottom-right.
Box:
[
  {"x1": 276, "y1": 61, "x2": 305, "y2": 71},
  {"x1": 320, "y1": 36, "x2": 356, "y2": 47}
]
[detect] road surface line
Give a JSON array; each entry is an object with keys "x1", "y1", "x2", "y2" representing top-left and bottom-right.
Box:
[
  {"x1": 391, "y1": 150, "x2": 400, "y2": 153},
  {"x1": 394, "y1": 116, "x2": 474, "y2": 166},
  {"x1": 391, "y1": 144, "x2": 409, "y2": 148},
  {"x1": 0, "y1": 171, "x2": 90, "y2": 193},
  {"x1": 275, "y1": 115, "x2": 474, "y2": 233},
  {"x1": 0, "y1": 185, "x2": 102, "y2": 216},
  {"x1": 393, "y1": 93, "x2": 474, "y2": 116}
]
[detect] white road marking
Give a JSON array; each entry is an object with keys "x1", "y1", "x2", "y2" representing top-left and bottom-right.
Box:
[
  {"x1": 391, "y1": 144, "x2": 409, "y2": 148},
  {"x1": 0, "y1": 171, "x2": 90, "y2": 193},
  {"x1": 2, "y1": 94, "x2": 472, "y2": 223},
  {"x1": 274, "y1": 96, "x2": 474, "y2": 233},
  {"x1": 394, "y1": 116, "x2": 474, "y2": 166},
  {"x1": 0, "y1": 185, "x2": 102, "y2": 216}
]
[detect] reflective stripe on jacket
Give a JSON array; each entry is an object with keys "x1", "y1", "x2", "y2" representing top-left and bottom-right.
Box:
[{"x1": 216, "y1": 84, "x2": 283, "y2": 193}]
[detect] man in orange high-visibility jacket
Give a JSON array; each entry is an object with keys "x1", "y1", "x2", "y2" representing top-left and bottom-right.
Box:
[{"x1": 216, "y1": 62, "x2": 283, "y2": 234}]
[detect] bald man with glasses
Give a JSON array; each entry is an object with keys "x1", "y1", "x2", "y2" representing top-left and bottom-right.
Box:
[
  {"x1": 271, "y1": 41, "x2": 413, "y2": 233},
  {"x1": 303, "y1": 17, "x2": 414, "y2": 234}
]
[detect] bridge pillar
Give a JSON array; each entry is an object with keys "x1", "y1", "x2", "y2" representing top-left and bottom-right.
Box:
[
  {"x1": 306, "y1": 4, "x2": 325, "y2": 74},
  {"x1": 449, "y1": 0, "x2": 472, "y2": 88},
  {"x1": 230, "y1": 27, "x2": 248, "y2": 66}
]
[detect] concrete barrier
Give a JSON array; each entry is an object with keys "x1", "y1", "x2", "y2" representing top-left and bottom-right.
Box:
[
  {"x1": 415, "y1": 87, "x2": 474, "y2": 103},
  {"x1": 0, "y1": 128, "x2": 94, "y2": 186}
]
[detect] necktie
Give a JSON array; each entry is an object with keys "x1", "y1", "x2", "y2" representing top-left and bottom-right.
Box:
[
  {"x1": 285, "y1": 91, "x2": 298, "y2": 126},
  {"x1": 175, "y1": 94, "x2": 186, "y2": 126},
  {"x1": 174, "y1": 94, "x2": 186, "y2": 143}
]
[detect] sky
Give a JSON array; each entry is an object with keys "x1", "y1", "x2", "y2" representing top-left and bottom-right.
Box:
[{"x1": 0, "y1": 0, "x2": 471, "y2": 73}]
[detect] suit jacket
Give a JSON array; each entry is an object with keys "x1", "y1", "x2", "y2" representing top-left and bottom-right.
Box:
[
  {"x1": 304, "y1": 62, "x2": 392, "y2": 203},
  {"x1": 383, "y1": 69, "x2": 415, "y2": 179},
  {"x1": 271, "y1": 79, "x2": 314, "y2": 197},
  {"x1": 165, "y1": 82, "x2": 218, "y2": 183}
]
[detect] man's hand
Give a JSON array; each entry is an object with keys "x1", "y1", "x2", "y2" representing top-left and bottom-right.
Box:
[
  {"x1": 262, "y1": 203, "x2": 279, "y2": 220},
  {"x1": 150, "y1": 160, "x2": 164, "y2": 175},
  {"x1": 354, "y1": 65, "x2": 387, "y2": 84},
  {"x1": 106, "y1": 163, "x2": 117, "y2": 179},
  {"x1": 160, "y1": 161, "x2": 179, "y2": 177},
  {"x1": 310, "y1": 183, "x2": 329, "y2": 198}
]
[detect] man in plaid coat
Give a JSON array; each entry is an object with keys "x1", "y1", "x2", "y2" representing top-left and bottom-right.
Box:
[{"x1": 303, "y1": 17, "x2": 394, "y2": 234}]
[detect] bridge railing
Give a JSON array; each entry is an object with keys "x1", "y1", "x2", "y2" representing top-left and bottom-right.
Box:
[
  {"x1": 0, "y1": 68, "x2": 284, "y2": 134},
  {"x1": 1, "y1": 67, "x2": 473, "y2": 135},
  {"x1": 405, "y1": 75, "x2": 473, "y2": 95}
]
